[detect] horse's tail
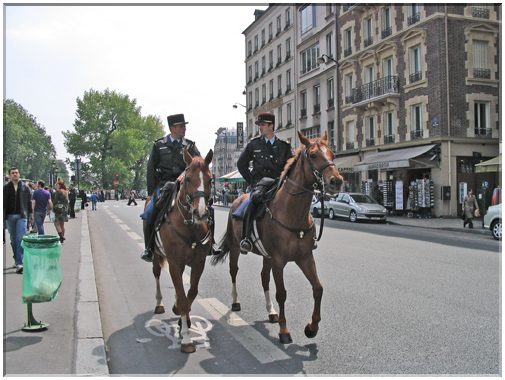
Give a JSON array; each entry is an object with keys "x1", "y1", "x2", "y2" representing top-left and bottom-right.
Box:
[{"x1": 211, "y1": 232, "x2": 230, "y2": 266}]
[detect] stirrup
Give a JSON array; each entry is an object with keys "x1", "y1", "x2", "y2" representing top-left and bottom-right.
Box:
[
  {"x1": 208, "y1": 245, "x2": 223, "y2": 256},
  {"x1": 240, "y1": 238, "x2": 253, "y2": 254},
  {"x1": 141, "y1": 248, "x2": 153, "y2": 262}
]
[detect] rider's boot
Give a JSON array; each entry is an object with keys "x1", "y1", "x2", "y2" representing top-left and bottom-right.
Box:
[
  {"x1": 208, "y1": 208, "x2": 222, "y2": 256},
  {"x1": 141, "y1": 222, "x2": 154, "y2": 262},
  {"x1": 239, "y1": 210, "x2": 253, "y2": 254}
]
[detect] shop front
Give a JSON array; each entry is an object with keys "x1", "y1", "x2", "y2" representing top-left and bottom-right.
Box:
[{"x1": 334, "y1": 155, "x2": 360, "y2": 192}]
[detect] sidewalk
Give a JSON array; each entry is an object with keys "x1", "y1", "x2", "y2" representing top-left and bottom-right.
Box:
[
  {"x1": 213, "y1": 202, "x2": 490, "y2": 236},
  {"x1": 3, "y1": 209, "x2": 108, "y2": 376}
]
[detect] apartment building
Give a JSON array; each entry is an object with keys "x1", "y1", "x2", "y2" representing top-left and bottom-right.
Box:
[
  {"x1": 212, "y1": 128, "x2": 241, "y2": 181},
  {"x1": 242, "y1": 4, "x2": 500, "y2": 217}
]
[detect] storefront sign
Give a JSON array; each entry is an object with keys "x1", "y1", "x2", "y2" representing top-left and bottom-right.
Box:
[
  {"x1": 395, "y1": 181, "x2": 404, "y2": 210},
  {"x1": 236, "y1": 122, "x2": 244, "y2": 149},
  {"x1": 337, "y1": 167, "x2": 355, "y2": 173},
  {"x1": 368, "y1": 162, "x2": 390, "y2": 170}
]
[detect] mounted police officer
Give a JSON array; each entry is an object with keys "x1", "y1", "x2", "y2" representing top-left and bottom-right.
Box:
[
  {"x1": 140, "y1": 113, "x2": 220, "y2": 262},
  {"x1": 235, "y1": 113, "x2": 294, "y2": 252}
]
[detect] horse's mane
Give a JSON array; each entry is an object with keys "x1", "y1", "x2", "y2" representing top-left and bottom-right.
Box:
[{"x1": 280, "y1": 136, "x2": 327, "y2": 180}]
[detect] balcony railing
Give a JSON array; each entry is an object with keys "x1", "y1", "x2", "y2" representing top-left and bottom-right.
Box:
[
  {"x1": 345, "y1": 95, "x2": 353, "y2": 104},
  {"x1": 277, "y1": 90, "x2": 283, "y2": 98},
  {"x1": 384, "y1": 134, "x2": 395, "y2": 144},
  {"x1": 474, "y1": 68, "x2": 491, "y2": 79},
  {"x1": 366, "y1": 138, "x2": 375, "y2": 147},
  {"x1": 285, "y1": 51, "x2": 291, "y2": 61},
  {"x1": 301, "y1": 108, "x2": 307, "y2": 118},
  {"x1": 314, "y1": 104, "x2": 321, "y2": 113},
  {"x1": 346, "y1": 142, "x2": 355, "y2": 150},
  {"x1": 364, "y1": 36, "x2": 374, "y2": 47},
  {"x1": 382, "y1": 26, "x2": 392, "y2": 39},
  {"x1": 472, "y1": 7, "x2": 489, "y2": 18},
  {"x1": 344, "y1": 47, "x2": 352, "y2": 57},
  {"x1": 343, "y1": 4, "x2": 356, "y2": 12},
  {"x1": 408, "y1": 12, "x2": 420, "y2": 26},
  {"x1": 285, "y1": 85, "x2": 292, "y2": 93},
  {"x1": 328, "y1": 98, "x2": 334, "y2": 108},
  {"x1": 411, "y1": 129, "x2": 423, "y2": 140},
  {"x1": 350, "y1": 76, "x2": 400, "y2": 104},
  {"x1": 409, "y1": 71, "x2": 423, "y2": 83},
  {"x1": 475, "y1": 128, "x2": 492, "y2": 138}
]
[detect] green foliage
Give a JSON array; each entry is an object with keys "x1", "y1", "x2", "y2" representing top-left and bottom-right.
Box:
[
  {"x1": 63, "y1": 89, "x2": 164, "y2": 189},
  {"x1": 3, "y1": 99, "x2": 58, "y2": 182}
]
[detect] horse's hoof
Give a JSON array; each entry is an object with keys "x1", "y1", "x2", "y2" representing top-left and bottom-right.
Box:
[
  {"x1": 231, "y1": 303, "x2": 241, "y2": 312},
  {"x1": 180, "y1": 343, "x2": 196, "y2": 354},
  {"x1": 304, "y1": 323, "x2": 318, "y2": 338},
  {"x1": 154, "y1": 305, "x2": 165, "y2": 314},
  {"x1": 268, "y1": 314, "x2": 279, "y2": 323},
  {"x1": 279, "y1": 333, "x2": 293, "y2": 344},
  {"x1": 172, "y1": 305, "x2": 180, "y2": 315},
  {"x1": 178, "y1": 317, "x2": 192, "y2": 328}
]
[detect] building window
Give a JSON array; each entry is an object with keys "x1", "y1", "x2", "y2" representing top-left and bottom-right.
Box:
[
  {"x1": 327, "y1": 4, "x2": 335, "y2": 16},
  {"x1": 277, "y1": 75, "x2": 282, "y2": 97},
  {"x1": 269, "y1": 50, "x2": 274, "y2": 71},
  {"x1": 285, "y1": 8, "x2": 291, "y2": 27},
  {"x1": 262, "y1": 84, "x2": 266, "y2": 104},
  {"x1": 364, "y1": 17, "x2": 374, "y2": 47},
  {"x1": 302, "y1": 126, "x2": 321, "y2": 139},
  {"x1": 473, "y1": 40, "x2": 491, "y2": 79},
  {"x1": 346, "y1": 121, "x2": 355, "y2": 149},
  {"x1": 384, "y1": 111, "x2": 395, "y2": 143},
  {"x1": 301, "y1": 5, "x2": 315, "y2": 34},
  {"x1": 301, "y1": 91, "x2": 307, "y2": 117},
  {"x1": 248, "y1": 41, "x2": 252, "y2": 57},
  {"x1": 345, "y1": 73, "x2": 353, "y2": 104},
  {"x1": 383, "y1": 56, "x2": 394, "y2": 77},
  {"x1": 301, "y1": 44, "x2": 320, "y2": 74},
  {"x1": 408, "y1": 4, "x2": 420, "y2": 26},
  {"x1": 277, "y1": 45, "x2": 282, "y2": 65},
  {"x1": 268, "y1": 23, "x2": 273, "y2": 41},
  {"x1": 261, "y1": 56, "x2": 266, "y2": 75},
  {"x1": 286, "y1": 69, "x2": 292, "y2": 92},
  {"x1": 314, "y1": 85, "x2": 321, "y2": 113},
  {"x1": 248, "y1": 66, "x2": 252, "y2": 83},
  {"x1": 411, "y1": 104, "x2": 423, "y2": 139},
  {"x1": 472, "y1": 4, "x2": 489, "y2": 19},
  {"x1": 409, "y1": 45, "x2": 422, "y2": 83},
  {"x1": 277, "y1": 15, "x2": 282, "y2": 35},
  {"x1": 326, "y1": 33, "x2": 333, "y2": 58},
  {"x1": 382, "y1": 7, "x2": 392, "y2": 39},
  {"x1": 255, "y1": 88, "x2": 259, "y2": 107},
  {"x1": 254, "y1": 35, "x2": 258, "y2": 52},
  {"x1": 261, "y1": 29, "x2": 265, "y2": 47},
  {"x1": 254, "y1": 61, "x2": 259, "y2": 79},
  {"x1": 366, "y1": 116, "x2": 375, "y2": 146},
  {"x1": 286, "y1": 38, "x2": 291, "y2": 60},
  {"x1": 269, "y1": 79, "x2": 274, "y2": 100},
  {"x1": 475, "y1": 102, "x2": 491, "y2": 137},
  {"x1": 328, "y1": 121, "x2": 335, "y2": 150},
  {"x1": 327, "y1": 78, "x2": 334, "y2": 108},
  {"x1": 248, "y1": 91, "x2": 252, "y2": 109},
  {"x1": 344, "y1": 28, "x2": 352, "y2": 57},
  {"x1": 287, "y1": 103, "x2": 292, "y2": 125}
]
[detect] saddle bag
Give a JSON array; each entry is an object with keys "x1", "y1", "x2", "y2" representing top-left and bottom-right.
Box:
[{"x1": 251, "y1": 177, "x2": 279, "y2": 204}]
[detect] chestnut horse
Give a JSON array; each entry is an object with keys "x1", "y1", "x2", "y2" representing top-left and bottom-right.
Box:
[
  {"x1": 145, "y1": 148, "x2": 213, "y2": 353},
  {"x1": 212, "y1": 131, "x2": 343, "y2": 343}
]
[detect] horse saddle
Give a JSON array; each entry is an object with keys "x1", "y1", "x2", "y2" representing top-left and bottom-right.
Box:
[{"x1": 154, "y1": 181, "x2": 179, "y2": 230}]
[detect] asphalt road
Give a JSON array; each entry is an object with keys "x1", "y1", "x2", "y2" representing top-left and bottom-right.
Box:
[{"x1": 89, "y1": 201, "x2": 500, "y2": 375}]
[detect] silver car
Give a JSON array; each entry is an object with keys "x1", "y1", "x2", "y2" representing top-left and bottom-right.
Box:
[
  {"x1": 327, "y1": 192, "x2": 388, "y2": 222},
  {"x1": 310, "y1": 195, "x2": 331, "y2": 217},
  {"x1": 483, "y1": 203, "x2": 502, "y2": 240}
]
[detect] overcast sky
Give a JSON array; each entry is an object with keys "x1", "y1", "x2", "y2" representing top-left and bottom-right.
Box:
[{"x1": 4, "y1": 3, "x2": 268, "y2": 165}]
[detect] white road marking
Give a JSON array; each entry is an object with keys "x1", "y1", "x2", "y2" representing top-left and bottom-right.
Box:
[
  {"x1": 145, "y1": 316, "x2": 212, "y2": 350},
  {"x1": 119, "y1": 224, "x2": 130, "y2": 230},
  {"x1": 198, "y1": 298, "x2": 290, "y2": 364},
  {"x1": 127, "y1": 231, "x2": 142, "y2": 240}
]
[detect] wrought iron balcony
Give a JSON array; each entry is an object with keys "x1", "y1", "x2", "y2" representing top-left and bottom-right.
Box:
[
  {"x1": 314, "y1": 104, "x2": 321, "y2": 114},
  {"x1": 474, "y1": 68, "x2": 491, "y2": 79},
  {"x1": 364, "y1": 36, "x2": 374, "y2": 47},
  {"x1": 328, "y1": 98, "x2": 334, "y2": 108},
  {"x1": 285, "y1": 51, "x2": 291, "y2": 61},
  {"x1": 344, "y1": 47, "x2": 352, "y2": 57},
  {"x1": 346, "y1": 142, "x2": 355, "y2": 150},
  {"x1": 384, "y1": 134, "x2": 395, "y2": 144},
  {"x1": 409, "y1": 71, "x2": 422, "y2": 83},
  {"x1": 472, "y1": 7, "x2": 489, "y2": 18},
  {"x1": 475, "y1": 128, "x2": 492, "y2": 138},
  {"x1": 366, "y1": 138, "x2": 375, "y2": 147},
  {"x1": 343, "y1": 4, "x2": 356, "y2": 12},
  {"x1": 345, "y1": 95, "x2": 353, "y2": 104},
  {"x1": 351, "y1": 76, "x2": 400, "y2": 104},
  {"x1": 277, "y1": 90, "x2": 283, "y2": 98},
  {"x1": 408, "y1": 12, "x2": 420, "y2": 26},
  {"x1": 382, "y1": 26, "x2": 392, "y2": 39},
  {"x1": 301, "y1": 108, "x2": 307, "y2": 118},
  {"x1": 411, "y1": 129, "x2": 423, "y2": 140}
]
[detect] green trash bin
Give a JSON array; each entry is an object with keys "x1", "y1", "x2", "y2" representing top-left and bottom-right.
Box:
[{"x1": 21, "y1": 235, "x2": 62, "y2": 304}]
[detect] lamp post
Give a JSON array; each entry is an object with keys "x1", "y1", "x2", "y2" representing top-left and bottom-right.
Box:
[
  {"x1": 51, "y1": 161, "x2": 58, "y2": 186},
  {"x1": 317, "y1": 54, "x2": 338, "y2": 65},
  {"x1": 232, "y1": 103, "x2": 246, "y2": 109}
]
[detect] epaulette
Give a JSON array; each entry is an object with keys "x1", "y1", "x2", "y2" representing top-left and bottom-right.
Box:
[{"x1": 251, "y1": 136, "x2": 261, "y2": 141}]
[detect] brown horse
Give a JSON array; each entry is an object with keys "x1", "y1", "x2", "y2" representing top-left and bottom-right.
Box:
[
  {"x1": 212, "y1": 131, "x2": 343, "y2": 343},
  {"x1": 145, "y1": 148, "x2": 213, "y2": 353}
]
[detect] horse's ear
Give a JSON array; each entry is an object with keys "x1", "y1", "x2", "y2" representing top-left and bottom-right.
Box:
[
  {"x1": 321, "y1": 131, "x2": 328, "y2": 144},
  {"x1": 183, "y1": 147, "x2": 193, "y2": 166},
  {"x1": 204, "y1": 149, "x2": 213, "y2": 166},
  {"x1": 297, "y1": 131, "x2": 311, "y2": 147}
]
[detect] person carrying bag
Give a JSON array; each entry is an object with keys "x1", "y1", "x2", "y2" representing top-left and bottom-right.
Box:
[{"x1": 463, "y1": 189, "x2": 479, "y2": 229}]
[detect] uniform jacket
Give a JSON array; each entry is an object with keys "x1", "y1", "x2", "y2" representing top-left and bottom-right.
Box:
[
  {"x1": 3, "y1": 180, "x2": 33, "y2": 221},
  {"x1": 146, "y1": 136, "x2": 200, "y2": 195},
  {"x1": 237, "y1": 136, "x2": 294, "y2": 187}
]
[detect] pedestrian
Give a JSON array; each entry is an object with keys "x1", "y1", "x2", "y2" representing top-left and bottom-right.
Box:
[
  {"x1": 31, "y1": 180, "x2": 53, "y2": 235},
  {"x1": 3, "y1": 167, "x2": 34, "y2": 273},
  {"x1": 223, "y1": 188, "x2": 228, "y2": 205},
  {"x1": 463, "y1": 188, "x2": 479, "y2": 229},
  {"x1": 68, "y1": 183, "x2": 78, "y2": 218},
  {"x1": 79, "y1": 189, "x2": 87, "y2": 209},
  {"x1": 235, "y1": 112, "x2": 294, "y2": 252},
  {"x1": 53, "y1": 181, "x2": 69, "y2": 243},
  {"x1": 90, "y1": 191, "x2": 99, "y2": 210},
  {"x1": 127, "y1": 190, "x2": 138, "y2": 206},
  {"x1": 238, "y1": 188, "x2": 244, "y2": 197},
  {"x1": 140, "y1": 113, "x2": 220, "y2": 262}
]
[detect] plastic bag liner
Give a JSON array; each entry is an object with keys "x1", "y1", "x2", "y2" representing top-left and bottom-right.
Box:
[{"x1": 21, "y1": 235, "x2": 62, "y2": 304}]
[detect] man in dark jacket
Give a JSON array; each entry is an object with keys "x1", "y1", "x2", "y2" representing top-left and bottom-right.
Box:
[
  {"x1": 140, "y1": 113, "x2": 219, "y2": 262},
  {"x1": 3, "y1": 167, "x2": 34, "y2": 273},
  {"x1": 68, "y1": 183, "x2": 77, "y2": 218},
  {"x1": 235, "y1": 113, "x2": 293, "y2": 252}
]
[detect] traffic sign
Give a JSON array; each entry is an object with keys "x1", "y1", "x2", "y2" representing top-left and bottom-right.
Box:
[{"x1": 114, "y1": 180, "x2": 119, "y2": 186}]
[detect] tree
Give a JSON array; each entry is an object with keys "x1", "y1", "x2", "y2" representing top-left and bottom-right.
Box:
[
  {"x1": 63, "y1": 88, "x2": 164, "y2": 189},
  {"x1": 3, "y1": 99, "x2": 58, "y2": 181}
]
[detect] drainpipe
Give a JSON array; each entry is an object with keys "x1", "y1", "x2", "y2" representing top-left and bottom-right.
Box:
[{"x1": 445, "y1": 5, "x2": 452, "y2": 216}]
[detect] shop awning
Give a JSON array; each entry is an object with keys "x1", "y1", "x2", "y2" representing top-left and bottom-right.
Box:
[
  {"x1": 354, "y1": 144, "x2": 436, "y2": 171},
  {"x1": 475, "y1": 156, "x2": 501, "y2": 173},
  {"x1": 218, "y1": 170, "x2": 245, "y2": 183},
  {"x1": 334, "y1": 155, "x2": 360, "y2": 173}
]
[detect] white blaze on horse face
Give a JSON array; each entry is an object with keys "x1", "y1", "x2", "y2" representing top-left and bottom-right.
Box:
[
  {"x1": 197, "y1": 172, "x2": 206, "y2": 216},
  {"x1": 320, "y1": 145, "x2": 328, "y2": 155}
]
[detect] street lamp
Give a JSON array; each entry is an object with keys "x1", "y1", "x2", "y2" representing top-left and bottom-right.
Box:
[
  {"x1": 232, "y1": 103, "x2": 246, "y2": 109},
  {"x1": 51, "y1": 161, "x2": 58, "y2": 186},
  {"x1": 317, "y1": 54, "x2": 338, "y2": 65}
]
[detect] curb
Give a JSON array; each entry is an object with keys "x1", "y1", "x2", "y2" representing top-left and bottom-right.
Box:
[{"x1": 74, "y1": 210, "x2": 109, "y2": 375}]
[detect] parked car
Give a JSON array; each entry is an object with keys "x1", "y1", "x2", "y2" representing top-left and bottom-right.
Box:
[
  {"x1": 310, "y1": 195, "x2": 332, "y2": 217},
  {"x1": 483, "y1": 203, "x2": 502, "y2": 240},
  {"x1": 327, "y1": 192, "x2": 388, "y2": 222}
]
